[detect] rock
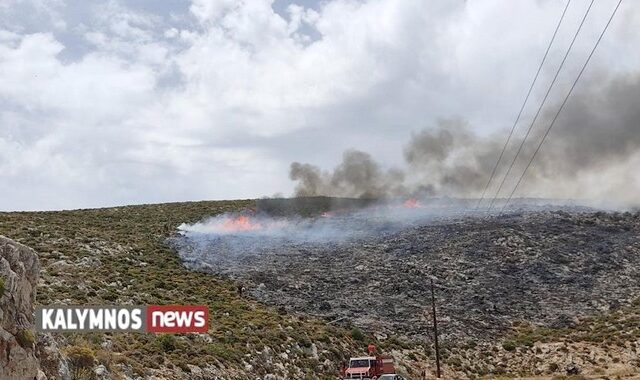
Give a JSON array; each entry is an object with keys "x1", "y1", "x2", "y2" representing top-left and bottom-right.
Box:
[
  {"x1": 0, "y1": 236, "x2": 40, "y2": 380},
  {"x1": 77, "y1": 256, "x2": 101, "y2": 268},
  {"x1": 185, "y1": 364, "x2": 202, "y2": 377},
  {"x1": 310, "y1": 343, "x2": 318, "y2": 359},
  {"x1": 49, "y1": 260, "x2": 71, "y2": 272},
  {"x1": 101, "y1": 340, "x2": 113, "y2": 350},
  {"x1": 374, "y1": 332, "x2": 388, "y2": 341},
  {"x1": 36, "y1": 333, "x2": 69, "y2": 380},
  {"x1": 94, "y1": 364, "x2": 108, "y2": 378},
  {"x1": 566, "y1": 363, "x2": 580, "y2": 375},
  {"x1": 262, "y1": 345, "x2": 273, "y2": 360}
]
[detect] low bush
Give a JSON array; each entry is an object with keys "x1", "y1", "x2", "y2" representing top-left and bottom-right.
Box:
[
  {"x1": 350, "y1": 328, "x2": 364, "y2": 341},
  {"x1": 157, "y1": 334, "x2": 177, "y2": 352},
  {"x1": 15, "y1": 329, "x2": 35, "y2": 348},
  {"x1": 66, "y1": 345, "x2": 96, "y2": 369},
  {"x1": 502, "y1": 341, "x2": 517, "y2": 351}
]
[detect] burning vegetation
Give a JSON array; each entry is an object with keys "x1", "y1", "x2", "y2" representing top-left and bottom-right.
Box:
[
  {"x1": 175, "y1": 198, "x2": 640, "y2": 341},
  {"x1": 221, "y1": 215, "x2": 262, "y2": 232},
  {"x1": 177, "y1": 197, "x2": 470, "y2": 248},
  {"x1": 172, "y1": 198, "x2": 640, "y2": 377}
]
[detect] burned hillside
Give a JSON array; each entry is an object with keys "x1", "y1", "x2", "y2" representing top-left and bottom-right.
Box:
[{"x1": 176, "y1": 206, "x2": 640, "y2": 344}]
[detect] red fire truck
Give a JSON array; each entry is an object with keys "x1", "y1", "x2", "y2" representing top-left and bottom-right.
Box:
[{"x1": 340, "y1": 345, "x2": 395, "y2": 379}]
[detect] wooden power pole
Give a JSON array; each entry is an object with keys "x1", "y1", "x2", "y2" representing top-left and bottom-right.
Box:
[{"x1": 430, "y1": 278, "x2": 441, "y2": 378}]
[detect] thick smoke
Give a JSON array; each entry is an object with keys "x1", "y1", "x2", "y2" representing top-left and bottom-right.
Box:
[
  {"x1": 290, "y1": 150, "x2": 407, "y2": 199},
  {"x1": 526, "y1": 74, "x2": 640, "y2": 183},
  {"x1": 289, "y1": 119, "x2": 513, "y2": 198},
  {"x1": 289, "y1": 73, "x2": 640, "y2": 206},
  {"x1": 402, "y1": 119, "x2": 503, "y2": 195}
]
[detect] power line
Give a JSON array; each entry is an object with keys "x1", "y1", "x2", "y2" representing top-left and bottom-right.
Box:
[
  {"x1": 500, "y1": 0, "x2": 624, "y2": 212},
  {"x1": 486, "y1": 0, "x2": 596, "y2": 211},
  {"x1": 475, "y1": 0, "x2": 572, "y2": 210}
]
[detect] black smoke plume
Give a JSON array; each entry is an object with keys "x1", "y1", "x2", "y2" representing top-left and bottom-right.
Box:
[{"x1": 289, "y1": 73, "x2": 640, "y2": 206}]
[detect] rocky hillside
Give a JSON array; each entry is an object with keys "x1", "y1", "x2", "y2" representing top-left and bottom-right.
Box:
[
  {"x1": 0, "y1": 235, "x2": 41, "y2": 379},
  {"x1": 176, "y1": 204, "x2": 640, "y2": 379},
  {"x1": 181, "y1": 210, "x2": 640, "y2": 343},
  {"x1": 0, "y1": 201, "x2": 371, "y2": 380},
  {"x1": 1, "y1": 199, "x2": 640, "y2": 379}
]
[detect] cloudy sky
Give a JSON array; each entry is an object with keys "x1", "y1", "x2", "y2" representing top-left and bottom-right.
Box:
[{"x1": 0, "y1": 0, "x2": 638, "y2": 211}]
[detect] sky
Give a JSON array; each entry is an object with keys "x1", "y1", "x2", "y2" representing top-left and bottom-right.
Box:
[{"x1": 0, "y1": 0, "x2": 638, "y2": 211}]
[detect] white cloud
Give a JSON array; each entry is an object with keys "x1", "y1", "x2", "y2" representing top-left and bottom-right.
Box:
[
  {"x1": 189, "y1": 0, "x2": 237, "y2": 24},
  {"x1": 0, "y1": 0, "x2": 638, "y2": 210}
]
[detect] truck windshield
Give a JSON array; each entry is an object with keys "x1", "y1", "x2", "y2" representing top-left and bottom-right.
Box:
[{"x1": 349, "y1": 359, "x2": 370, "y2": 368}]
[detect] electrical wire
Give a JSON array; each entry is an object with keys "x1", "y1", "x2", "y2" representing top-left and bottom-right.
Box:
[
  {"x1": 486, "y1": 0, "x2": 596, "y2": 211},
  {"x1": 475, "y1": 0, "x2": 572, "y2": 210},
  {"x1": 500, "y1": 0, "x2": 624, "y2": 212}
]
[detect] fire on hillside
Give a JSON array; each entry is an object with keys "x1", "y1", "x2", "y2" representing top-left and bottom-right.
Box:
[
  {"x1": 173, "y1": 202, "x2": 640, "y2": 346},
  {"x1": 179, "y1": 197, "x2": 435, "y2": 236}
]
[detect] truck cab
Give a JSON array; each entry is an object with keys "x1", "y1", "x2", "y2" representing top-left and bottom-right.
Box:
[
  {"x1": 344, "y1": 357, "x2": 376, "y2": 379},
  {"x1": 342, "y1": 355, "x2": 395, "y2": 379}
]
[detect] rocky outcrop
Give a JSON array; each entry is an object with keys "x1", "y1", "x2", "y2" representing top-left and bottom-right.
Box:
[{"x1": 0, "y1": 235, "x2": 41, "y2": 380}]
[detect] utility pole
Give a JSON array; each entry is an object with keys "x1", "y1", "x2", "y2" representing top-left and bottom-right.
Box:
[{"x1": 430, "y1": 278, "x2": 441, "y2": 378}]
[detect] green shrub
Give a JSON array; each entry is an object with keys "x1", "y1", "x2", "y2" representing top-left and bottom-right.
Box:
[
  {"x1": 502, "y1": 340, "x2": 517, "y2": 351},
  {"x1": 157, "y1": 334, "x2": 177, "y2": 352},
  {"x1": 298, "y1": 336, "x2": 312, "y2": 348},
  {"x1": 15, "y1": 329, "x2": 35, "y2": 348},
  {"x1": 0, "y1": 277, "x2": 4, "y2": 297},
  {"x1": 206, "y1": 343, "x2": 241, "y2": 362},
  {"x1": 350, "y1": 328, "x2": 364, "y2": 341},
  {"x1": 66, "y1": 345, "x2": 96, "y2": 369}
]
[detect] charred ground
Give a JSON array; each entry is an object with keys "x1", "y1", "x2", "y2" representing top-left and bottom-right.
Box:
[{"x1": 179, "y1": 209, "x2": 640, "y2": 344}]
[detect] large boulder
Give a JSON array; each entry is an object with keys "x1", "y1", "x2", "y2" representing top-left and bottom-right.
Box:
[{"x1": 0, "y1": 235, "x2": 41, "y2": 380}]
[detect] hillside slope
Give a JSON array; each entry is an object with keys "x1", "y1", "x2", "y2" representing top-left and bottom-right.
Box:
[
  {"x1": 0, "y1": 200, "x2": 372, "y2": 379},
  {"x1": 0, "y1": 199, "x2": 639, "y2": 379}
]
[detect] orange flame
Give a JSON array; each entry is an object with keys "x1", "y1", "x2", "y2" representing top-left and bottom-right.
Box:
[
  {"x1": 222, "y1": 215, "x2": 262, "y2": 232},
  {"x1": 403, "y1": 198, "x2": 421, "y2": 208}
]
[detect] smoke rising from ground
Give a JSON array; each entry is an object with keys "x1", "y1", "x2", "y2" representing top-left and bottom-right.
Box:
[
  {"x1": 178, "y1": 203, "x2": 451, "y2": 245},
  {"x1": 174, "y1": 198, "x2": 590, "y2": 272},
  {"x1": 176, "y1": 196, "x2": 553, "y2": 263},
  {"x1": 289, "y1": 73, "x2": 640, "y2": 207},
  {"x1": 290, "y1": 151, "x2": 407, "y2": 199}
]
